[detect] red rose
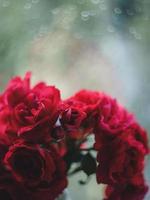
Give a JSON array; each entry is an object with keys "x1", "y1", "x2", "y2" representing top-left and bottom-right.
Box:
[
  {"x1": 12, "y1": 93, "x2": 51, "y2": 143},
  {"x1": 0, "y1": 100, "x2": 18, "y2": 143},
  {"x1": 32, "y1": 83, "x2": 61, "y2": 122},
  {"x1": 0, "y1": 74, "x2": 61, "y2": 144},
  {"x1": 99, "y1": 96, "x2": 133, "y2": 132},
  {"x1": 0, "y1": 180, "x2": 33, "y2": 200},
  {"x1": 0, "y1": 139, "x2": 8, "y2": 161},
  {"x1": 0, "y1": 139, "x2": 12, "y2": 185},
  {"x1": 0, "y1": 74, "x2": 148, "y2": 200},
  {"x1": 129, "y1": 123, "x2": 149, "y2": 154},
  {"x1": 3, "y1": 72, "x2": 31, "y2": 107},
  {"x1": 16, "y1": 85, "x2": 61, "y2": 141},
  {"x1": 68, "y1": 90, "x2": 102, "y2": 122},
  {"x1": 96, "y1": 130, "x2": 147, "y2": 185},
  {"x1": 63, "y1": 90, "x2": 102, "y2": 137},
  {"x1": 0, "y1": 142, "x2": 67, "y2": 200},
  {"x1": 94, "y1": 95, "x2": 134, "y2": 149},
  {"x1": 4, "y1": 142, "x2": 66, "y2": 186},
  {"x1": 59, "y1": 101, "x2": 86, "y2": 139},
  {"x1": 104, "y1": 183, "x2": 148, "y2": 200},
  {"x1": 71, "y1": 89, "x2": 101, "y2": 105}
]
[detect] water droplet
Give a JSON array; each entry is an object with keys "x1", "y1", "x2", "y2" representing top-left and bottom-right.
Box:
[
  {"x1": 81, "y1": 11, "x2": 89, "y2": 17},
  {"x1": 81, "y1": 11, "x2": 90, "y2": 21},
  {"x1": 81, "y1": 15, "x2": 89, "y2": 21},
  {"x1": 90, "y1": 0, "x2": 100, "y2": 4},
  {"x1": 107, "y1": 25, "x2": 115, "y2": 33},
  {"x1": 24, "y1": 3, "x2": 32, "y2": 10},
  {"x1": 89, "y1": 10, "x2": 97, "y2": 16},
  {"x1": 114, "y1": 7, "x2": 122, "y2": 15}
]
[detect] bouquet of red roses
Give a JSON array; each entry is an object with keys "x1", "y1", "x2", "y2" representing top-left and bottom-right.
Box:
[{"x1": 0, "y1": 73, "x2": 149, "y2": 200}]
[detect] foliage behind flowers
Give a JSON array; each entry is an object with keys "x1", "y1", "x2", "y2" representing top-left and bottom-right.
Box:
[{"x1": 0, "y1": 73, "x2": 149, "y2": 200}]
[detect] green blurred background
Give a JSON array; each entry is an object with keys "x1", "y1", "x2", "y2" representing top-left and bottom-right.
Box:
[{"x1": 0, "y1": 0, "x2": 149, "y2": 199}]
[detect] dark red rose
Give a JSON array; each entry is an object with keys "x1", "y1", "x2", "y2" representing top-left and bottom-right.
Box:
[
  {"x1": 104, "y1": 183, "x2": 148, "y2": 200},
  {"x1": 3, "y1": 141, "x2": 67, "y2": 200},
  {"x1": 4, "y1": 141, "x2": 67, "y2": 189},
  {"x1": 96, "y1": 130, "x2": 147, "y2": 185},
  {"x1": 0, "y1": 180, "x2": 34, "y2": 200},
  {"x1": 0, "y1": 75, "x2": 62, "y2": 143},
  {"x1": 32, "y1": 83, "x2": 61, "y2": 121},
  {"x1": 0, "y1": 138, "x2": 9, "y2": 162},
  {"x1": 68, "y1": 90, "x2": 101, "y2": 122},
  {"x1": 17, "y1": 85, "x2": 61, "y2": 141},
  {"x1": 13, "y1": 94, "x2": 42, "y2": 126},
  {"x1": 129, "y1": 122, "x2": 149, "y2": 154},
  {"x1": 0, "y1": 139, "x2": 12, "y2": 184},
  {"x1": 0, "y1": 103, "x2": 18, "y2": 144},
  {"x1": 0, "y1": 170, "x2": 67, "y2": 200},
  {"x1": 0, "y1": 74, "x2": 148, "y2": 200},
  {"x1": 59, "y1": 101, "x2": 86, "y2": 139},
  {"x1": 99, "y1": 96, "x2": 133, "y2": 133},
  {"x1": 12, "y1": 93, "x2": 49, "y2": 142},
  {"x1": 94, "y1": 95, "x2": 134, "y2": 149},
  {"x1": 4, "y1": 142, "x2": 53, "y2": 186},
  {"x1": 0, "y1": 139, "x2": 15, "y2": 200},
  {"x1": 63, "y1": 90, "x2": 103, "y2": 138},
  {"x1": 71, "y1": 89, "x2": 101, "y2": 105},
  {"x1": 3, "y1": 72, "x2": 31, "y2": 107}
]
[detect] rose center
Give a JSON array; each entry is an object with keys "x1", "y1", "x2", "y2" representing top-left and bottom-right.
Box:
[{"x1": 13, "y1": 152, "x2": 43, "y2": 179}]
